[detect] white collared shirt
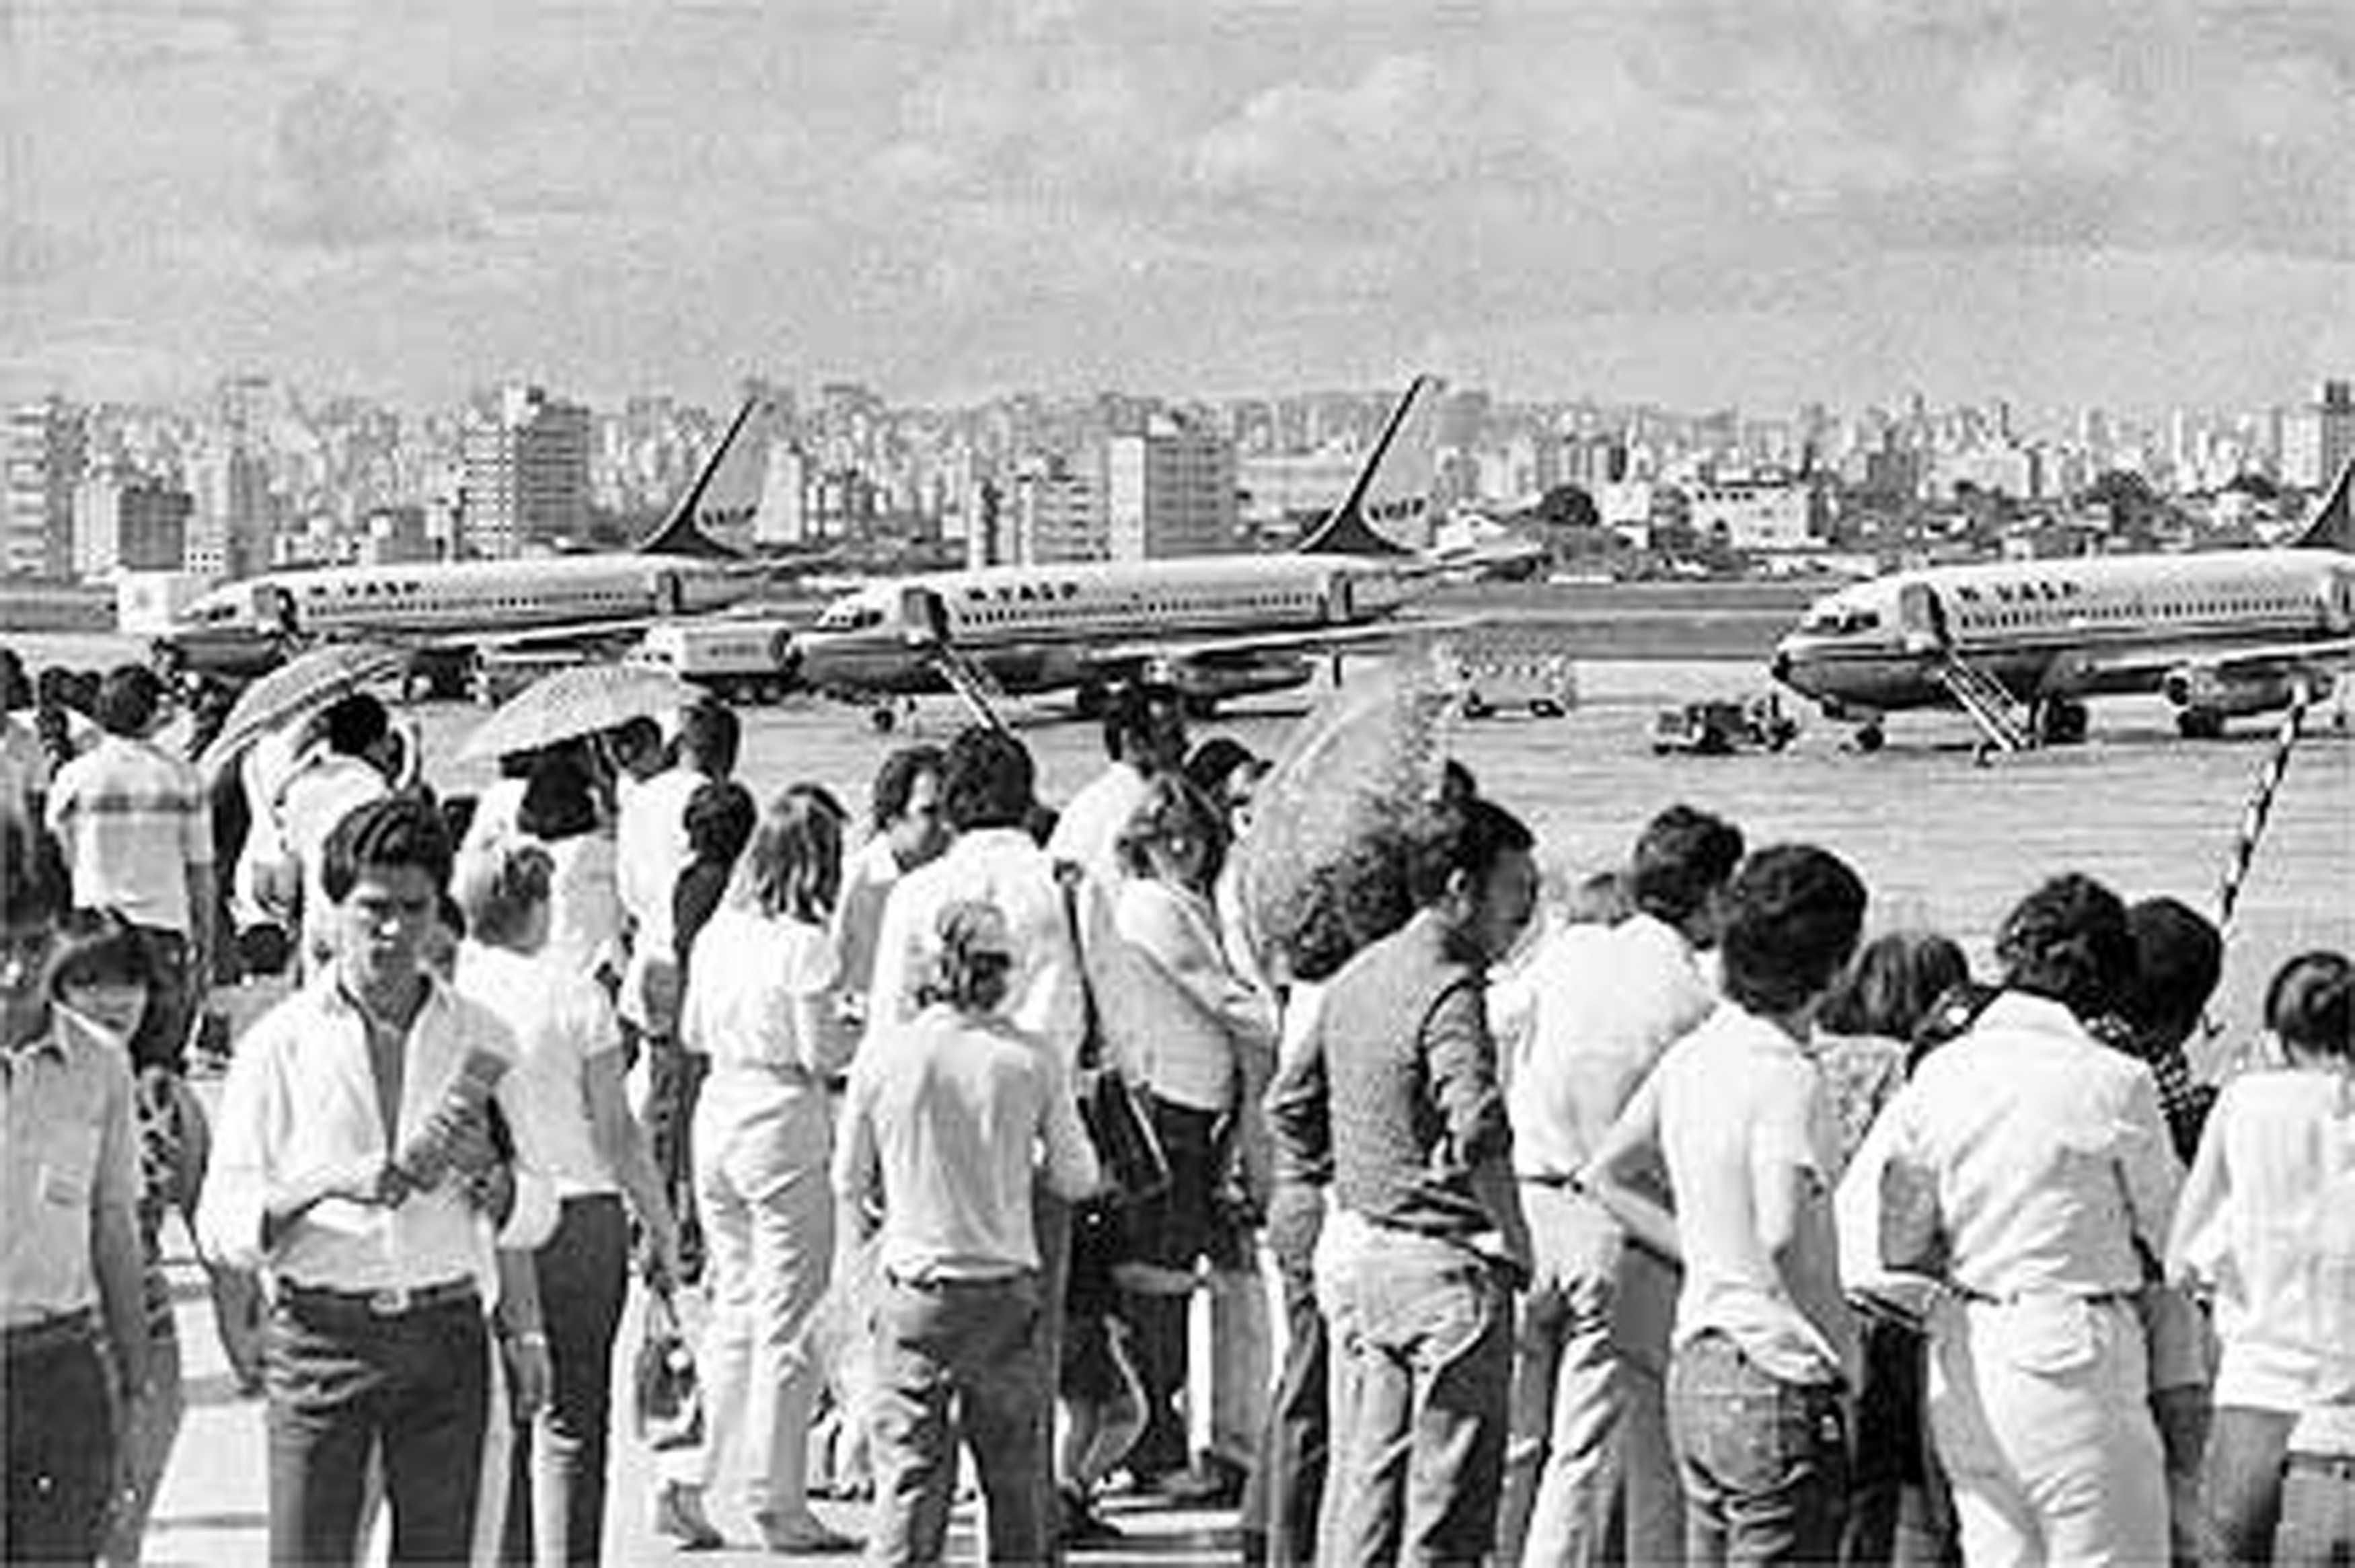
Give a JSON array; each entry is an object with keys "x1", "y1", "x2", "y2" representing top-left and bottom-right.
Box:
[
  {"x1": 1045, "y1": 762, "x2": 1151, "y2": 884},
  {"x1": 682, "y1": 905, "x2": 849, "y2": 1079},
  {"x1": 198, "y1": 971, "x2": 557, "y2": 1290},
  {"x1": 1880, "y1": 990, "x2": 2179, "y2": 1302},
  {"x1": 2168, "y1": 1068, "x2": 2355, "y2": 1426},
  {"x1": 613, "y1": 765, "x2": 702, "y2": 951},
  {"x1": 1507, "y1": 911, "x2": 1715, "y2": 1179},
  {"x1": 453, "y1": 942, "x2": 622, "y2": 1198},
  {"x1": 1651, "y1": 1001, "x2": 1853, "y2": 1385},
  {"x1": 46, "y1": 733, "x2": 213, "y2": 936},
  {"x1": 868, "y1": 827, "x2": 1086, "y2": 1073}
]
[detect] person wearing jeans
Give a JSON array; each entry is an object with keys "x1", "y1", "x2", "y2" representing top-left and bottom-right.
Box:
[
  {"x1": 1586, "y1": 844, "x2": 1871, "y2": 1564},
  {"x1": 2167, "y1": 949, "x2": 2355, "y2": 1563},
  {"x1": 453, "y1": 842, "x2": 681, "y2": 1565},
  {"x1": 833, "y1": 899, "x2": 1102, "y2": 1563},
  {"x1": 1266, "y1": 794, "x2": 1541, "y2": 1563}
]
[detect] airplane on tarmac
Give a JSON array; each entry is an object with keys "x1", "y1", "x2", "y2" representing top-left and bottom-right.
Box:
[
  {"x1": 1770, "y1": 460, "x2": 2355, "y2": 751},
  {"x1": 784, "y1": 374, "x2": 1536, "y2": 729},
  {"x1": 155, "y1": 399, "x2": 788, "y2": 692}
]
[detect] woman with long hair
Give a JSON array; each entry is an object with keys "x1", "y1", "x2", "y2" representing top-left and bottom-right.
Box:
[{"x1": 653, "y1": 787, "x2": 859, "y2": 1555}]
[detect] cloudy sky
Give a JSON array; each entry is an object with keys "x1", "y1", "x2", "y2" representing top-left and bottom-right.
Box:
[{"x1": 2, "y1": 0, "x2": 2350, "y2": 416}]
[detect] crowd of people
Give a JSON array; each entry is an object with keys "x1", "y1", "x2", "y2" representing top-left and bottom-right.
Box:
[{"x1": 3, "y1": 644, "x2": 2353, "y2": 1567}]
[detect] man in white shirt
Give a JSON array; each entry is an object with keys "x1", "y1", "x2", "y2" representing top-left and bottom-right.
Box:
[
  {"x1": 44, "y1": 665, "x2": 215, "y2": 1072},
  {"x1": 833, "y1": 744, "x2": 950, "y2": 1013},
  {"x1": 1584, "y1": 844, "x2": 1868, "y2": 1565},
  {"x1": 199, "y1": 794, "x2": 557, "y2": 1565},
  {"x1": 835, "y1": 899, "x2": 1102, "y2": 1563},
  {"x1": 1873, "y1": 874, "x2": 2179, "y2": 1567},
  {"x1": 1045, "y1": 681, "x2": 1186, "y2": 882},
  {"x1": 869, "y1": 728, "x2": 1084, "y2": 1071},
  {"x1": 273, "y1": 693, "x2": 396, "y2": 974},
  {"x1": 1499, "y1": 805, "x2": 1741, "y2": 1568},
  {"x1": 614, "y1": 701, "x2": 734, "y2": 1043}
]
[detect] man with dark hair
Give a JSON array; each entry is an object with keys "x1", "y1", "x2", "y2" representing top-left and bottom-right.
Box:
[
  {"x1": 836, "y1": 745, "x2": 950, "y2": 1010},
  {"x1": 274, "y1": 691, "x2": 397, "y2": 974},
  {"x1": 199, "y1": 794, "x2": 557, "y2": 1565},
  {"x1": 1499, "y1": 804, "x2": 1742, "y2": 1567},
  {"x1": 834, "y1": 900, "x2": 1102, "y2": 1563},
  {"x1": 1862, "y1": 872, "x2": 2179, "y2": 1567},
  {"x1": 1047, "y1": 680, "x2": 1187, "y2": 881},
  {"x1": 1583, "y1": 844, "x2": 1869, "y2": 1564},
  {"x1": 2, "y1": 815, "x2": 152, "y2": 1565},
  {"x1": 868, "y1": 726, "x2": 1088, "y2": 1540},
  {"x1": 45, "y1": 662, "x2": 215, "y2": 1072},
  {"x1": 1267, "y1": 790, "x2": 1540, "y2": 1561}
]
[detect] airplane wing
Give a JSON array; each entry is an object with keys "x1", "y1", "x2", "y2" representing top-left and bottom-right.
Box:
[{"x1": 1082, "y1": 615, "x2": 1488, "y2": 671}]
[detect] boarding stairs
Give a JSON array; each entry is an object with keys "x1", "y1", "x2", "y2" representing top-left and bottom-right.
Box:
[
  {"x1": 926, "y1": 644, "x2": 1012, "y2": 733},
  {"x1": 1935, "y1": 651, "x2": 2034, "y2": 753}
]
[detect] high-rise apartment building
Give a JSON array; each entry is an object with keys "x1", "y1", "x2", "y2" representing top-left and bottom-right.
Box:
[
  {"x1": 3, "y1": 398, "x2": 87, "y2": 576},
  {"x1": 1103, "y1": 420, "x2": 1238, "y2": 560},
  {"x1": 1009, "y1": 456, "x2": 1106, "y2": 564},
  {"x1": 186, "y1": 445, "x2": 273, "y2": 578},
  {"x1": 753, "y1": 444, "x2": 813, "y2": 548},
  {"x1": 72, "y1": 472, "x2": 191, "y2": 576},
  {"x1": 460, "y1": 384, "x2": 591, "y2": 558}
]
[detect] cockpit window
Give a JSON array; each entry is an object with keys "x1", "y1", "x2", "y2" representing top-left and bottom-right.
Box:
[{"x1": 1799, "y1": 604, "x2": 1879, "y2": 635}]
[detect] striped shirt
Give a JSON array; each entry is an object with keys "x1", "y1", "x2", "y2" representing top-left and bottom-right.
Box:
[{"x1": 46, "y1": 734, "x2": 212, "y2": 936}]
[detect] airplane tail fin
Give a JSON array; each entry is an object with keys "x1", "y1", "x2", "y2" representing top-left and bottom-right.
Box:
[
  {"x1": 637, "y1": 398, "x2": 768, "y2": 559},
  {"x1": 1297, "y1": 374, "x2": 1442, "y2": 557},
  {"x1": 2290, "y1": 457, "x2": 2353, "y2": 552}
]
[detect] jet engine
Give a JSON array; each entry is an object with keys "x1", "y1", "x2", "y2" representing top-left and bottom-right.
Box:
[{"x1": 2160, "y1": 665, "x2": 2315, "y2": 718}]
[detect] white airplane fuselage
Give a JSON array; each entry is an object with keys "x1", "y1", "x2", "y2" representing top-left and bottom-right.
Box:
[
  {"x1": 790, "y1": 553, "x2": 1423, "y2": 706},
  {"x1": 1772, "y1": 547, "x2": 2355, "y2": 737},
  {"x1": 159, "y1": 554, "x2": 764, "y2": 679}
]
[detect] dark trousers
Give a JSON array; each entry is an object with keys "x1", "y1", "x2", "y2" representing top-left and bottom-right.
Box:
[
  {"x1": 1667, "y1": 1330, "x2": 1850, "y2": 1567},
  {"x1": 502, "y1": 1195, "x2": 630, "y2": 1567},
  {"x1": 128, "y1": 925, "x2": 198, "y2": 1074},
  {"x1": 1846, "y1": 1315, "x2": 1959, "y2": 1566},
  {"x1": 868, "y1": 1274, "x2": 1049, "y2": 1565},
  {"x1": 1122, "y1": 1096, "x2": 1220, "y2": 1479},
  {"x1": 1240, "y1": 1180, "x2": 1326, "y2": 1568},
  {"x1": 3, "y1": 1326, "x2": 116, "y2": 1565},
  {"x1": 644, "y1": 1042, "x2": 705, "y2": 1278},
  {"x1": 265, "y1": 1292, "x2": 489, "y2": 1566}
]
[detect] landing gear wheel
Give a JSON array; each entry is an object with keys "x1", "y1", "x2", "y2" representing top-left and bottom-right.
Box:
[
  {"x1": 1854, "y1": 722, "x2": 1886, "y2": 753},
  {"x1": 2036, "y1": 697, "x2": 2089, "y2": 746},
  {"x1": 869, "y1": 705, "x2": 898, "y2": 734}
]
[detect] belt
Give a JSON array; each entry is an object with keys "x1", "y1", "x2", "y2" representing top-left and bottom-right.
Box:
[
  {"x1": 2, "y1": 1309, "x2": 97, "y2": 1359},
  {"x1": 2287, "y1": 1450, "x2": 2355, "y2": 1480},
  {"x1": 1950, "y1": 1285, "x2": 2135, "y2": 1308},
  {"x1": 885, "y1": 1269, "x2": 1035, "y2": 1292},
  {"x1": 279, "y1": 1277, "x2": 479, "y2": 1319}
]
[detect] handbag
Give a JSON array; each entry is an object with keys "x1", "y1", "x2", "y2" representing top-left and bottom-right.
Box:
[
  {"x1": 1057, "y1": 865, "x2": 1172, "y2": 1205},
  {"x1": 1877, "y1": 1150, "x2": 1951, "y2": 1280},
  {"x1": 632, "y1": 1284, "x2": 705, "y2": 1452}
]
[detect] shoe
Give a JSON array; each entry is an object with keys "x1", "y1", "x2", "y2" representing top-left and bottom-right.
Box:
[
  {"x1": 651, "y1": 1483, "x2": 723, "y2": 1551},
  {"x1": 1058, "y1": 1488, "x2": 1127, "y2": 1546},
  {"x1": 1158, "y1": 1454, "x2": 1248, "y2": 1509},
  {"x1": 756, "y1": 1511, "x2": 862, "y2": 1555}
]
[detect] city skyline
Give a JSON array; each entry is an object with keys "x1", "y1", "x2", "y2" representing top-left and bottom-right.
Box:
[{"x1": 2, "y1": 3, "x2": 2350, "y2": 415}]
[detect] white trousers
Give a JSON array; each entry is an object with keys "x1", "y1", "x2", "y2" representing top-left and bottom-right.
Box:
[{"x1": 1926, "y1": 1294, "x2": 2167, "y2": 1567}]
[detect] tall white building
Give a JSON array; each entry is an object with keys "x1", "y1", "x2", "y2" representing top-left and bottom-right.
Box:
[
  {"x1": 1010, "y1": 456, "x2": 1105, "y2": 564},
  {"x1": 1103, "y1": 421, "x2": 1238, "y2": 560},
  {"x1": 3, "y1": 398, "x2": 86, "y2": 577},
  {"x1": 72, "y1": 472, "x2": 190, "y2": 577},
  {"x1": 461, "y1": 384, "x2": 591, "y2": 558},
  {"x1": 186, "y1": 445, "x2": 272, "y2": 578},
  {"x1": 753, "y1": 444, "x2": 812, "y2": 548}
]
